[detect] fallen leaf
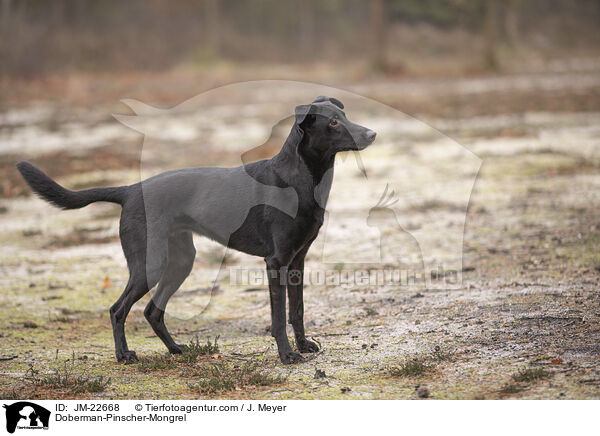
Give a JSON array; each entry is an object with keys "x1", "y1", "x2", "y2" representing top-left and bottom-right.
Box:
[
  {"x1": 101, "y1": 275, "x2": 112, "y2": 289},
  {"x1": 551, "y1": 358, "x2": 563, "y2": 365}
]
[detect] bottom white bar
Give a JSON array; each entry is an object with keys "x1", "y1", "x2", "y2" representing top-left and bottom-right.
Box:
[{"x1": 1, "y1": 400, "x2": 596, "y2": 436}]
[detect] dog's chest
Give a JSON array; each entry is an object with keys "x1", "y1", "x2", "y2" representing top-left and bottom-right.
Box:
[{"x1": 295, "y1": 206, "x2": 325, "y2": 239}]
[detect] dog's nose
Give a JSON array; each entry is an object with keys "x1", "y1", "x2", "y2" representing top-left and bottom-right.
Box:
[{"x1": 365, "y1": 130, "x2": 377, "y2": 142}]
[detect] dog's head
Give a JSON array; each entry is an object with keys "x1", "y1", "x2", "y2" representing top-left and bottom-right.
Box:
[{"x1": 294, "y1": 96, "x2": 376, "y2": 161}]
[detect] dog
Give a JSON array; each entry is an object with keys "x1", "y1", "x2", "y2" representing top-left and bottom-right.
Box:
[{"x1": 16, "y1": 96, "x2": 376, "y2": 364}]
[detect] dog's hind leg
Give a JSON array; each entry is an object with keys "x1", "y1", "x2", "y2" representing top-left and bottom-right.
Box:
[
  {"x1": 144, "y1": 231, "x2": 195, "y2": 354},
  {"x1": 110, "y1": 220, "x2": 168, "y2": 363},
  {"x1": 110, "y1": 273, "x2": 153, "y2": 363}
]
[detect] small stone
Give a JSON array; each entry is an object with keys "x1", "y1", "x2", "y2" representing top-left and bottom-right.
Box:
[
  {"x1": 314, "y1": 369, "x2": 326, "y2": 379},
  {"x1": 341, "y1": 387, "x2": 351, "y2": 393},
  {"x1": 416, "y1": 385, "x2": 430, "y2": 398}
]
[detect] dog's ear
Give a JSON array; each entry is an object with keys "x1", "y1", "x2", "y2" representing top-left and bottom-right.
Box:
[
  {"x1": 328, "y1": 97, "x2": 344, "y2": 109},
  {"x1": 294, "y1": 104, "x2": 312, "y2": 125},
  {"x1": 289, "y1": 104, "x2": 314, "y2": 152},
  {"x1": 313, "y1": 95, "x2": 344, "y2": 109}
]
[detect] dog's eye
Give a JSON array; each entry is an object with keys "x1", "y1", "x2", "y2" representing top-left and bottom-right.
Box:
[{"x1": 329, "y1": 119, "x2": 338, "y2": 127}]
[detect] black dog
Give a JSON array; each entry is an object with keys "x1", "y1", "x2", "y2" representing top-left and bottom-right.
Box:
[{"x1": 17, "y1": 96, "x2": 376, "y2": 364}]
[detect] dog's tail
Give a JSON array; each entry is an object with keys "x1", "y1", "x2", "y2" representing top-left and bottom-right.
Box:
[{"x1": 16, "y1": 161, "x2": 127, "y2": 209}]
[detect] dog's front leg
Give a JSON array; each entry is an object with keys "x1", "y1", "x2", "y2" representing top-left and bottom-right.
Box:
[
  {"x1": 266, "y1": 257, "x2": 303, "y2": 364},
  {"x1": 288, "y1": 254, "x2": 319, "y2": 353}
]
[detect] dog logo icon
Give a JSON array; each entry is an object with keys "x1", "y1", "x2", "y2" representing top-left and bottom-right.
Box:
[{"x1": 3, "y1": 402, "x2": 50, "y2": 433}]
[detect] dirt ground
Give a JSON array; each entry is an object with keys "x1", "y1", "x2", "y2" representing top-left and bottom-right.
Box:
[{"x1": 1, "y1": 63, "x2": 599, "y2": 400}]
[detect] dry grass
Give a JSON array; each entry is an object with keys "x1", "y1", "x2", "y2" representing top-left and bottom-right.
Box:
[
  {"x1": 389, "y1": 358, "x2": 436, "y2": 377},
  {"x1": 1, "y1": 354, "x2": 111, "y2": 399},
  {"x1": 511, "y1": 368, "x2": 550, "y2": 383},
  {"x1": 188, "y1": 362, "x2": 286, "y2": 394}
]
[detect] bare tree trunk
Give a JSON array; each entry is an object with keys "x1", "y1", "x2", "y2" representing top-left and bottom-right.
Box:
[
  {"x1": 1, "y1": 0, "x2": 12, "y2": 37},
  {"x1": 484, "y1": 0, "x2": 499, "y2": 70},
  {"x1": 1, "y1": 0, "x2": 11, "y2": 25},
  {"x1": 370, "y1": 0, "x2": 387, "y2": 71},
  {"x1": 1, "y1": 0, "x2": 13, "y2": 75},
  {"x1": 504, "y1": 0, "x2": 520, "y2": 47},
  {"x1": 205, "y1": 0, "x2": 221, "y2": 55},
  {"x1": 299, "y1": 2, "x2": 315, "y2": 58}
]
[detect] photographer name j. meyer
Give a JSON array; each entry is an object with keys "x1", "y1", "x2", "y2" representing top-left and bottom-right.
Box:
[{"x1": 67, "y1": 403, "x2": 287, "y2": 414}]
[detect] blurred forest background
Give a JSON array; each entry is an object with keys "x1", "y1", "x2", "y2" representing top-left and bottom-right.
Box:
[{"x1": 1, "y1": 0, "x2": 600, "y2": 85}]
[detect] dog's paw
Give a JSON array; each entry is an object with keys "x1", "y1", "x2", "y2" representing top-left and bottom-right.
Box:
[
  {"x1": 279, "y1": 350, "x2": 304, "y2": 364},
  {"x1": 117, "y1": 350, "x2": 138, "y2": 364},
  {"x1": 169, "y1": 344, "x2": 185, "y2": 354},
  {"x1": 297, "y1": 339, "x2": 320, "y2": 353}
]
